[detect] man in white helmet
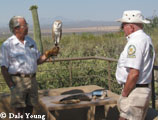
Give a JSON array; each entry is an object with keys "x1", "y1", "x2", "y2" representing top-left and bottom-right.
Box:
[{"x1": 116, "y1": 10, "x2": 155, "y2": 120}]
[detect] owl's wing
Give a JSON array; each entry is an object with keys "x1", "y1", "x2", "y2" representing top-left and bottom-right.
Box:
[{"x1": 60, "y1": 29, "x2": 62, "y2": 40}]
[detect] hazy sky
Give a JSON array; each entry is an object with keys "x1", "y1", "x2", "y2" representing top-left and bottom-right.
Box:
[{"x1": 0, "y1": 0, "x2": 158, "y2": 27}]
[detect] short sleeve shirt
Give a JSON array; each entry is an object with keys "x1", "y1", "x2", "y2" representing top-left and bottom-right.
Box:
[
  {"x1": 0, "y1": 35, "x2": 41, "y2": 74},
  {"x1": 116, "y1": 30, "x2": 155, "y2": 84}
]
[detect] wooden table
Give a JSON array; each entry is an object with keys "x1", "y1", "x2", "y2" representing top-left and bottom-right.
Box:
[
  {"x1": 40, "y1": 85, "x2": 117, "y2": 120},
  {"x1": 41, "y1": 95, "x2": 116, "y2": 111}
]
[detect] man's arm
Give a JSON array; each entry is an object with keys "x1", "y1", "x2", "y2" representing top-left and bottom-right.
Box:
[
  {"x1": 1, "y1": 66, "x2": 15, "y2": 88},
  {"x1": 122, "y1": 68, "x2": 139, "y2": 97}
]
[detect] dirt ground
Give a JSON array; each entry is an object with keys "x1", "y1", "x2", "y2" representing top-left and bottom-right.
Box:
[{"x1": 0, "y1": 85, "x2": 158, "y2": 120}]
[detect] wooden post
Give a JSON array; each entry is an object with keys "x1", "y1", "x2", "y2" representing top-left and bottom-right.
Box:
[
  {"x1": 107, "y1": 61, "x2": 111, "y2": 91},
  {"x1": 69, "y1": 61, "x2": 72, "y2": 86},
  {"x1": 87, "y1": 106, "x2": 96, "y2": 120},
  {"x1": 29, "y1": 5, "x2": 43, "y2": 54},
  {"x1": 152, "y1": 69, "x2": 155, "y2": 109}
]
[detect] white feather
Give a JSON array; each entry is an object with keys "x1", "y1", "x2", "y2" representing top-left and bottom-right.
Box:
[{"x1": 52, "y1": 20, "x2": 62, "y2": 45}]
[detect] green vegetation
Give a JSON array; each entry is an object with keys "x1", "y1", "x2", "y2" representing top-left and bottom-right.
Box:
[{"x1": 0, "y1": 17, "x2": 158, "y2": 94}]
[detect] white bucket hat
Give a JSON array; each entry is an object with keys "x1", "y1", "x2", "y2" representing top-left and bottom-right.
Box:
[{"x1": 117, "y1": 10, "x2": 150, "y2": 24}]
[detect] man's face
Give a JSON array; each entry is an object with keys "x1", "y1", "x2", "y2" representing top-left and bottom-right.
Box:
[
  {"x1": 121, "y1": 23, "x2": 134, "y2": 36},
  {"x1": 16, "y1": 18, "x2": 28, "y2": 36}
]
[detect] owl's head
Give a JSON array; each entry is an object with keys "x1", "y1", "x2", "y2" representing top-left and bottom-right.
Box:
[{"x1": 53, "y1": 20, "x2": 62, "y2": 31}]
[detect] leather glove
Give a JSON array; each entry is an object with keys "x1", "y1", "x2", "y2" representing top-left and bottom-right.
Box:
[{"x1": 44, "y1": 46, "x2": 59, "y2": 58}]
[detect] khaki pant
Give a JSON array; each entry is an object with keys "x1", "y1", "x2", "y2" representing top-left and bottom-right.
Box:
[
  {"x1": 10, "y1": 76, "x2": 38, "y2": 108},
  {"x1": 117, "y1": 87, "x2": 151, "y2": 120}
]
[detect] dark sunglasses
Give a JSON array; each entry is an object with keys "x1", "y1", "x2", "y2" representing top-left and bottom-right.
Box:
[{"x1": 121, "y1": 23, "x2": 124, "y2": 29}]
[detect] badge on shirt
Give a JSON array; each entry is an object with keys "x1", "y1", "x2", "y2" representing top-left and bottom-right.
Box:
[{"x1": 127, "y1": 45, "x2": 136, "y2": 58}]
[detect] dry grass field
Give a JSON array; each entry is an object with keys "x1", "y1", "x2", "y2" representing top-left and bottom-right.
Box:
[
  {"x1": 62, "y1": 26, "x2": 120, "y2": 33},
  {"x1": 40, "y1": 26, "x2": 120, "y2": 35}
]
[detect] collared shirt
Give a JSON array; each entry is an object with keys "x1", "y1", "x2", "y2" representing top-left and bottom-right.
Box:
[
  {"x1": 116, "y1": 30, "x2": 155, "y2": 84},
  {"x1": 0, "y1": 35, "x2": 41, "y2": 74}
]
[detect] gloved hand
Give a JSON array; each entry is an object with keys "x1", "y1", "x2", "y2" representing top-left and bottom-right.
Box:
[{"x1": 44, "y1": 46, "x2": 59, "y2": 58}]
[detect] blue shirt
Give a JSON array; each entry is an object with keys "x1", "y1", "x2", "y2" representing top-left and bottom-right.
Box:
[{"x1": 1, "y1": 35, "x2": 41, "y2": 74}]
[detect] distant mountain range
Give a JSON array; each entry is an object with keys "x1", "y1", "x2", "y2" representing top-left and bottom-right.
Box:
[
  {"x1": 36, "y1": 16, "x2": 120, "y2": 28},
  {"x1": 0, "y1": 16, "x2": 121, "y2": 35}
]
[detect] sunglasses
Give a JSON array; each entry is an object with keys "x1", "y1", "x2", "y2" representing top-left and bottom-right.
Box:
[{"x1": 121, "y1": 23, "x2": 125, "y2": 29}]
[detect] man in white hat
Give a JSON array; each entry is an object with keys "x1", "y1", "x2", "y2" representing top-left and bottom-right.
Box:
[{"x1": 116, "y1": 10, "x2": 155, "y2": 120}]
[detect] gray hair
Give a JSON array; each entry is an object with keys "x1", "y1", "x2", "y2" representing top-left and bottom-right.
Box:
[{"x1": 9, "y1": 16, "x2": 25, "y2": 33}]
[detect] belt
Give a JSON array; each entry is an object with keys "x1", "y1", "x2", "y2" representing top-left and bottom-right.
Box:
[
  {"x1": 123, "y1": 83, "x2": 149, "y2": 88},
  {"x1": 10, "y1": 73, "x2": 36, "y2": 78},
  {"x1": 136, "y1": 84, "x2": 149, "y2": 87}
]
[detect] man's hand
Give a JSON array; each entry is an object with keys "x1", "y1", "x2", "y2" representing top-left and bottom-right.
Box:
[
  {"x1": 1, "y1": 66, "x2": 15, "y2": 89},
  {"x1": 44, "y1": 46, "x2": 59, "y2": 58}
]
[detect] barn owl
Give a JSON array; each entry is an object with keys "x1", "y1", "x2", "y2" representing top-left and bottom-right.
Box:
[{"x1": 52, "y1": 20, "x2": 62, "y2": 46}]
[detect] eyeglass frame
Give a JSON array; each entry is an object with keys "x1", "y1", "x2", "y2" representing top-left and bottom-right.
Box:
[{"x1": 15, "y1": 23, "x2": 29, "y2": 29}]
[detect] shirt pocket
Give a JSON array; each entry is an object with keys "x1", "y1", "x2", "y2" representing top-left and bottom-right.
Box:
[
  {"x1": 29, "y1": 48, "x2": 38, "y2": 59},
  {"x1": 30, "y1": 48, "x2": 37, "y2": 54},
  {"x1": 9, "y1": 52, "x2": 25, "y2": 64}
]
